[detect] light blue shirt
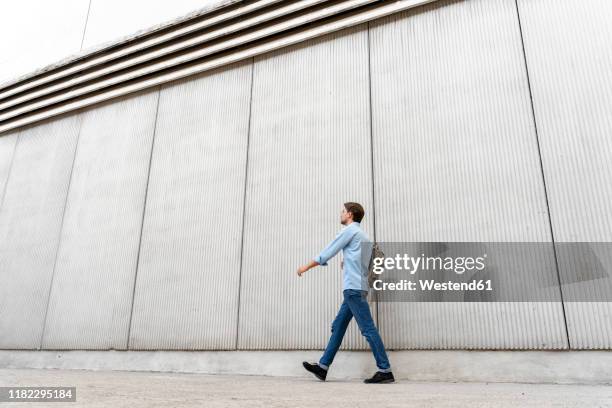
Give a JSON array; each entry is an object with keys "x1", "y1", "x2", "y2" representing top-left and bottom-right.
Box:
[{"x1": 314, "y1": 222, "x2": 372, "y2": 291}]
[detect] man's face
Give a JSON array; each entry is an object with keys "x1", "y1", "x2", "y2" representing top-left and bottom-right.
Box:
[{"x1": 340, "y1": 206, "x2": 352, "y2": 225}]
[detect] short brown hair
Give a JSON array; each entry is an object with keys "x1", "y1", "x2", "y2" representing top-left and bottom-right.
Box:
[{"x1": 344, "y1": 202, "x2": 365, "y2": 223}]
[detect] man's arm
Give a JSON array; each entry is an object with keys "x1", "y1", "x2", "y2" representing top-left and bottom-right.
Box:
[{"x1": 297, "y1": 227, "x2": 354, "y2": 277}]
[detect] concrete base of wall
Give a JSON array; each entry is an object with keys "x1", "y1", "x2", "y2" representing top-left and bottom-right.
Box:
[{"x1": 1, "y1": 350, "x2": 611, "y2": 385}]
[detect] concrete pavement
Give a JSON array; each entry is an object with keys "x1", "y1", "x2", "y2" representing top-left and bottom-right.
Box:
[{"x1": 1, "y1": 368, "x2": 612, "y2": 407}]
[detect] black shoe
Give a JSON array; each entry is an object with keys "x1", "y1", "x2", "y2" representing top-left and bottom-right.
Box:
[
  {"x1": 364, "y1": 371, "x2": 395, "y2": 384},
  {"x1": 302, "y1": 361, "x2": 327, "y2": 381}
]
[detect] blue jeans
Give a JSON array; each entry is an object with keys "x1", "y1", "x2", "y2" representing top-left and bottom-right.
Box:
[{"x1": 319, "y1": 289, "x2": 391, "y2": 373}]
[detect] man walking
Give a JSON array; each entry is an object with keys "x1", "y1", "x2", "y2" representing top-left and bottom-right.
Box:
[{"x1": 297, "y1": 202, "x2": 394, "y2": 384}]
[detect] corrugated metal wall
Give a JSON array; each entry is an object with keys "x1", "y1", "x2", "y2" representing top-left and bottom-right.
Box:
[
  {"x1": 0, "y1": 115, "x2": 81, "y2": 348},
  {"x1": 369, "y1": 0, "x2": 567, "y2": 349},
  {"x1": 516, "y1": 0, "x2": 612, "y2": 349},
  {"x1": 41, "y1": 90, "x2": 160, "y2": 350},
  {"x1": 0, "y1": 0, "x2": 609, "y2": 351},
  {"x1": 128, "y1": 62, "x2": 252, "y2": 350},
  {"x1": 0, "y1": 131, "x2": 17, "y2": 205},
  {"x1": 237, "y1": 25, "x2": 373, "y2": 350}
]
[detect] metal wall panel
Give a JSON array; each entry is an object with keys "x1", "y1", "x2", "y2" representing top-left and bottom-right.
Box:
[
  {"x1": 128, "y1": 62, "x2": 251, "y2": 350},
  {"x1": 369, "y1": 0, "x2": 568, "y2": 349},
  {"x1": 238, "y1": 25, "x2": 374, "y2": 350},
  {"x1": 517, "y1": 0, "x2": 612, "y2": 349},
  {"x1": 0, "y1": 115, "x2": 81, "y2": 349},
  {"x1": 41, "y1": 90, "x2": 160, "y2": 350},
  {"x1": 0, "y1": 131, "x2": 18, "y2": 207}
]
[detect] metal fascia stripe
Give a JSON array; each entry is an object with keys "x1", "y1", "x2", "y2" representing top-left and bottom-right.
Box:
[{"x1": 0, "y1": 0, "x2": 438, "y2": 134}]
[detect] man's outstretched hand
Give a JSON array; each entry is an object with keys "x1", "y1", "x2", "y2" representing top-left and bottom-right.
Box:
[
  {"x1": 297, "y1": 260, "x2": 320, "y2": 277},
  {"x1": 297, "y1": 265, "x2": 308, "y2": 277}
]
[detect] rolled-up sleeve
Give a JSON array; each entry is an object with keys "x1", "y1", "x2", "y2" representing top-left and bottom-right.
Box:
[{"x1": 314, "y1": 227, "x2": 354, "y2": 266}]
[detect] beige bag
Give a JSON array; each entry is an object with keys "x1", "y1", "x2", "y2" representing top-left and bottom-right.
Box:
[{"x1": 367, "y1": 242, "x2": 385, "y2": 288}]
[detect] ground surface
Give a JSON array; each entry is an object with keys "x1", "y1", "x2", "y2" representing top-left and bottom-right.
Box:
[{"x1": 1, "y1": 368, "x2": 612, "y2": 407}]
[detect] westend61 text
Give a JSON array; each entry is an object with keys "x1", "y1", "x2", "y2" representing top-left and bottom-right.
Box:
[{"x1": 372, "y1": 279, "x2": 493, "y2": 292}]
